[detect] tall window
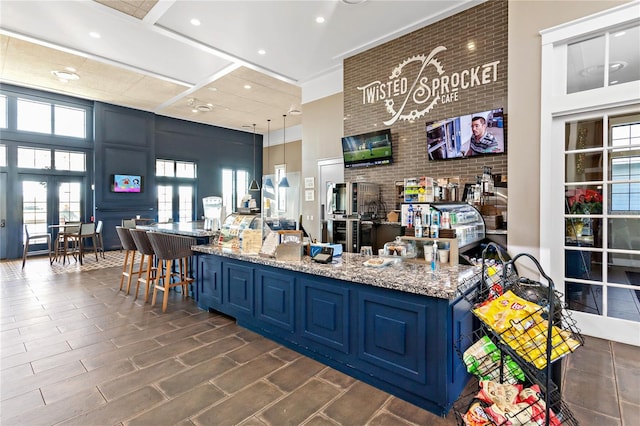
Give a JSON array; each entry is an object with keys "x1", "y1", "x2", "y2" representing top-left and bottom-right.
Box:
[
  {"x1": 610, "y1": 120, "x2": 640, "y2": 211},
  {"x1": 156, "y1": 159, "x2": 197, "y2": 223},
  {"x1": 0, "y1": 144, "x2": 6, "y2": 167},
  {"x1": 222, "y1": 168, "x2": 249, "y2": 213},
  {"x1": 0, "y1": 95, "x2": 7, "y2": 129},
  {"x1": 275, "y1": 164, "x2": 287, "y2": 212}
]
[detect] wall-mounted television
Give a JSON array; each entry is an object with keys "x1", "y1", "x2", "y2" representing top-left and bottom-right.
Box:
[
  {"x1": 426, "y1": 107, "x2": 505, "y2": 160},
  {"x1": 341, "y1": 128, "x2": 393, "y2": 168},
  {"x1": 110, "y1": 174, "x2": 144, "y2": 193}
]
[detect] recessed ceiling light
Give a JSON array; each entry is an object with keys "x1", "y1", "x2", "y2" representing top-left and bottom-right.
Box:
[
  {"x1": 341, "y1": 0, "x2": 368, "y2": 4},
  {"x1": 208, "y1": 87, "x2": 217, "y2": 92},
  {"x1": 258, "y1": 49, "x2": 266, "y2": 55},
  {"x1": 65, "y1": 66, "x2": 77, "y2": 73},
  {"x1": 89, "y1": 31, "x2": 101, "y2": 39},
  {"x1": 190, "y1": 18, "x2": 201, "y2": 26},
  {"x1": 467, "y1": 41, "x2": 476, "y2": 51},
  {"x1": 244, "y1": 84, "x2": 251, "y2": 89},
  {"x1": 51, "y1": 70, "x2": 80, "y2": 81},
  {"x1": 316, "y1": 16, "x2": 325, "y2": 24}
]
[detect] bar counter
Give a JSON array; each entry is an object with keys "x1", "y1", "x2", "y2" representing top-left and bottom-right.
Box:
[
  {"x1": 136, "y1": 221, "x2": 218, "y2": 240},
  {"x1": 191, "y1": 245, "x2": 481, "y2": 299},
  {"x1": 190, "y1": 245, "x2": 479, "y2": 416}
]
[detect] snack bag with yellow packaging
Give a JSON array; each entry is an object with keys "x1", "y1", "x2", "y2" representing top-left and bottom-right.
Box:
[{"x1": 473, "y1": 291, "x2": 543, "y2": 334}]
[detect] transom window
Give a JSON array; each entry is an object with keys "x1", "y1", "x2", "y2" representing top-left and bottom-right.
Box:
[
  {"x1": 54, "y1": 150, "x2": 86, "y2": 172},
  {"x1": 0, "y1": 95, "x2": 7, "y2": 129},
  {"x1": 0, "y1": 144, "x2": 6, "y2": 167},
  {"x1": 16, "y1": 97, "x2": 87, "y2": 138},
  {"x1": 17, "y1": 147, "x2": 86, "y2": 171}
]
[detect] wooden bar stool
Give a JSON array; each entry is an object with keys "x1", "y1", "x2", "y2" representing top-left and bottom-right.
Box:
[
  {"x1": 115, "y1": 226, "x2": 139, "y2": 294},
  {"x1": 146, "y1": 232, "x2": 196, "y2": 312},
  {"x1": 129, "y1": 228, "x2": 157, "y2": 302}
]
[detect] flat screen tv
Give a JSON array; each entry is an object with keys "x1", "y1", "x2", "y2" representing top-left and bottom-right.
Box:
[
  {"x1": 111, "y1": 174, "x2": 143, "y2": 193},
  {"x1": 341, "y1": 129, "x2": 393, "y2": 168},
  {"x1": 426, "y1": 107, "x2": 505, "y2": 160}
]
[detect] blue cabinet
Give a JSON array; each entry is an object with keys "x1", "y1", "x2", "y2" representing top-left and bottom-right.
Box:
[{"x1": 195, "y1": 253, "x2": 472, "y2": 416}]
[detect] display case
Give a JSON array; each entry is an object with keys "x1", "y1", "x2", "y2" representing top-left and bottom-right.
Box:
[
  {"x1": 432, "y1": 202, "x2": 485, "y2": 250},
  {"x1": 218, "y1": 213, "x2": 263, "y2": 249}
]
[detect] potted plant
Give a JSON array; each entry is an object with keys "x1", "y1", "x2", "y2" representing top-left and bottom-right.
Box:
[{"x1": 566, "y1": 189, "x2": 602, "y2": 237}]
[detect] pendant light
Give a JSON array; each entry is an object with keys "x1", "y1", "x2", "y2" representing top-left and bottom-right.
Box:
[
  {"x1": 263, "y1": 119, "x2": 274, "y2": 189},
  {"x1": 278, "y1": 114, "x2": 290, "y2": 188},
  {"x1": 248, "y1": 124, "x2": 261, "y2": 191}
]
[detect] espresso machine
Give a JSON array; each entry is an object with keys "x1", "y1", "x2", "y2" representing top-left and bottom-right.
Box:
[{"x1": 202, "y1": 196, "x2": 223, "y2": 230}]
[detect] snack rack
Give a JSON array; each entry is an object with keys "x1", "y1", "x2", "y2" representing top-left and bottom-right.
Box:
[{"x1": 454, "y1": 243, "x2": 584, "y2": 425}]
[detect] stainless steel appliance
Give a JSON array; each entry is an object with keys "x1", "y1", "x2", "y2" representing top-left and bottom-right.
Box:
[
  {"x1": 326, "y1": 218, "x2": 360, "y2": 253},
  {"x1": 327, "y1": 182, "x2": 379, "y2": 218}
]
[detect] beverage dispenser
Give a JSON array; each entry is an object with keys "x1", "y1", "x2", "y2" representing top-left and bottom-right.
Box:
[{"x1": 202, "y1": 196, "x2": 223, "y2": 231}]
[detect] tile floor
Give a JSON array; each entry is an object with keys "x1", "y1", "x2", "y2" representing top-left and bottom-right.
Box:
[{"x1": 1, "y1": 253, "x2": 638, "y2": 425}]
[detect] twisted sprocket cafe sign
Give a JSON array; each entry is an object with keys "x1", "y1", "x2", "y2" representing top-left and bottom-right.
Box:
[{"x1": 357, "y1": 46, "x2": 501, "y2": 126}]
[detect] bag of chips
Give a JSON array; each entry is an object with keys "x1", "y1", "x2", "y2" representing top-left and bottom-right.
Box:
[
  {"x1": 463, "y1": 335, "x2": 525, "y2": 383},
  {"x1": 473, "y1": 291, "x2": 543, "y2": 333}
]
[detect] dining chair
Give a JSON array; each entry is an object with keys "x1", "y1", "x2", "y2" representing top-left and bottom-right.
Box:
[
  {"x1": 115, "y1": 226, "x2": 139, "y2": 294},
  {"x1": 70, "y1": 222, "x2": 99, "y2": 265},
  {"x1": 54, "y1": 222, "x2": 81, "y2": 264},
  {"x1": 95, "y1": 220, "x2": 105, "y2": 259},
  {"x1": 146, "y1": 232, "x2": 196, "y2": 312},
  {"x1": 22, "y1": 225, "x2": 52, "y2": 268},
  {"x1": 129, "y1": 229, "x2": 157, "y2": 302}
]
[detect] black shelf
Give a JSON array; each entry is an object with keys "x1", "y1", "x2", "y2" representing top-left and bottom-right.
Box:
[{"x1": 454, "y1": 244, "x2": 583, "y2": 426}]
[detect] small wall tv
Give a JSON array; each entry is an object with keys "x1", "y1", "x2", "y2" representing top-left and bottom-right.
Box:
[
  {"x1": 111, "y1": 174, "x2": 143, "y2": 193},
  {"x1": 341, "y1": 128, "x2": 393, "y2": 168},
  {"x1": 426, "y1": 107, "x2": 505, "y2": 160}
]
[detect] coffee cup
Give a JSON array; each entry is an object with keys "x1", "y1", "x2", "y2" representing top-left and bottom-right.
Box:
[{"x1": 438, "y1": 249, "x2": 450, "y2": 264}]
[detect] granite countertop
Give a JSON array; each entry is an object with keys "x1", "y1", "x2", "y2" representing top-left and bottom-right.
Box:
[
  {"x1": 192, "y1": 244, "x2": 481, "y2": 300},
  {"x1": 137, "y1": 221, "x2": 218, "y2": 238}
]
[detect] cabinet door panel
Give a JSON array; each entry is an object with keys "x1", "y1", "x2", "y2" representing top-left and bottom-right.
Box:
[
  {"x1": 300, "y1": 278, "x2": 350, "y2": 354},
  {"x1": 358, "y1": 292, "x2": 427, "y2": 384},
  {"x1": 198, "y1": 255, "x2": 222, "y2": 310},
  {"x1": 256, "y1": 269, "x2": 295, "y2": 332},
  {"x1": 224, "y1": 261, "x2": 254, "y2": 316}
]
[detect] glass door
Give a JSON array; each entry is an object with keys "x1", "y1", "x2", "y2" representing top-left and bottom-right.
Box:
[
  {"x1": 556, "y1": 110, "x2": 640, "y2": 342},
  {"x1": 20, "y1": 174, "x2": 84, "y2": 250}
]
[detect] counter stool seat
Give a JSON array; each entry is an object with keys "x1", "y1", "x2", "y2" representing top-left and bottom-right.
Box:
[
  {"x1": 129, "y1": 228, "x2": 157, "y2": 302},
  {"x1": 146, "y1": 232, "x2": 196, "y2": 312},
  {"x1": 115, "y1": 226, "x2": 139, "y2": 294}
]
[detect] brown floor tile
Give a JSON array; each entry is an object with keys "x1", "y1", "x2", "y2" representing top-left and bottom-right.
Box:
[
  {"x1": 564, "y1": 343, "x2": 615, "y2": 377},
  {"x1": 238, "y1": 417, "x2": 269, "y2": 426},
  {"x1": 613, "y1": 341, "x2": 640, "y2": 370},
  {"x1": 567, "y1": 402, "x2": 622, "y2": 426},
  {"x1": 130, "y1": 336, "x2": 203, "y2": 368},
  {"x1": 225, "y1": 336, "x2": 280, "y2": 364},
  {"x1": 193, "y1": 380, "x2": 284, "y2": 426},
  {"x1": 1, "y1": 362, "x2": 34, "y2": 384},
  {"x1": 267, "y1": 356, "x2": 326, "y2": 393},
  {"x1": 1, "y1": 340, "x2": 70, "y2": 370},
  {"x1": 31, "y1": 340, "x2": 117, "y2": 373},
  {"x1": 385, "y1": 396, "x2": 451, "y2": 425},
  {"x1": 366, "y1": 412, "x2": 414, "y2": 426},
  {"x1": 40, "y1": 359, "x2": 136, "y2": 404},
  {"x1": 0, "y1": 389, "x2": 44, "y2": 422},
  {"x1": 620, "y1": 401, "x2": 640, "y2": 426},
  {"x1": 178, "y1": 335, "x2": 245, "y2": 366},
  {"x1": 318, "y1": 367, "x2": 357, "y2": 390},
  {"x1": 616, "y1": 365, "x2": 640, "y2": 406},
  {"x1": 194, "y1": 322, "x2": 242, "y2": 344},
  {"x1": 99, "y1": 358, "x2": 186, "y2": 401},
  {"x1": 158, "y1": 356, "x2": 237, "y2": 397},
  {"x1": 110, "y1": 321, "x2": 180, "y2": 347},
  {"x1": 270, "y1": 346, "x2": 302, "y2": 362},
  {"x1": 125, "y1": 383, "x2": 225, "y2": 426},
  {"x1": 58, "y1": 385, "x2": 166, "y2": 426},
  {"x1": 323, "y1": 381, "x2": 390, "y2": 425},
  {"x1": 303, "y1": 415, "x2": 341, "y2": 426},
  {"x1": 3, "y1": 387, "x2": 106, "y2": 426},
  {"x1": 81, "y1": 338, "x2": 162, "y2": 371},
  {"x1": 564, "y1": 369, "x2": 620, "y2": 418},
  {"x1": 26, "y1": 324, "x2": 105, "y2": 351},
  {"x1": 153, "y1": 321, "x2": 217, "y2": 346},
  {"x1": 215, "y1": 353, "x2": 286, "y2": 393},
  {"x1": 260, "y1": 379, "x2": 341, "y2": 426},
  {"x1": 1, "y1": 360, "x2": 86, "y2": 401}
]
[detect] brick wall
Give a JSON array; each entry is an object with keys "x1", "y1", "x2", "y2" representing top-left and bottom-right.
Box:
[{"x1": 343, "y1": 0, "x2": 508, "y2": 210}]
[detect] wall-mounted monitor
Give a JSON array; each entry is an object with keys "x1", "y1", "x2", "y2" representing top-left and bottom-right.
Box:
[
  {"x1": 110, "y1": 174, "x2": 144, "y2": 193},
  {"x1": 426, "y1": 107, "x2": 505, "y2": 160},
  {"x1": 341, "y1": 128, "x2": 393, "y2": 168}
]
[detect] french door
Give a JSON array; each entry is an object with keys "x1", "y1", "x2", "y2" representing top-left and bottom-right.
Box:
[
  {"x1": 20, "y1": 174, "x2": 84, "y2": 251},
  {"x1": 549, "y1": 108, "x2": 640, "y2": 345}
]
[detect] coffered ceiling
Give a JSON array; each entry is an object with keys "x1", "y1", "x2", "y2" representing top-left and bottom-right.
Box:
[{"x1": 0, "y1": 0, "x2": 481, "y2": 136}]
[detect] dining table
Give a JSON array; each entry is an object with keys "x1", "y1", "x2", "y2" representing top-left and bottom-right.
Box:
[{"x1": 49, "y1": 223, "x2": 81, "y2": 264}]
